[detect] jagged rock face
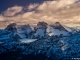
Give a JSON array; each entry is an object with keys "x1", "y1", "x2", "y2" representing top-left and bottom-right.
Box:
[
  {"x1": 4, "y1": 23, "x2": 18, "y2": 39},
  {"x1": 5, "y1": 23, "x2": 17, "y2": 32},
  {"x1": 17, "y1": 24, "x2": 33, "y2": 39},
  {"x1": 34, "y1": 22, "x2": 48, "y2": 39},
  {"x1": 51, "y1": 22, "x2": 68, "y2": 31}
]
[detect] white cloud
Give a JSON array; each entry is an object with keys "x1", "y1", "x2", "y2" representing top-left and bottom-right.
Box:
[
  {"x1": 3, "y1": 6, "x2": 23, "y2": 17},
  {"x1": 28, "y1": 3, "x2": 39, "y2": 10}
]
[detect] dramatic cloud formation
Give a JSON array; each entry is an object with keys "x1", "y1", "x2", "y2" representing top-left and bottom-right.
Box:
[{"x1": 0, "y1": 0, "x2": 80, "y2": 27}]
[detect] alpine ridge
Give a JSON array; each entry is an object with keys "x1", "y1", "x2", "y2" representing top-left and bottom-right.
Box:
[
  {"x1": 0, "y1": 21, "x2": 80, "y2": 60},
  {"x1": 0, "y1": 21, "x2": 79, "y2": 40}
]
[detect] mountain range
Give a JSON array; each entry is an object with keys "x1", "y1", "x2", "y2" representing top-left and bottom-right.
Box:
[
  {"x1": 0, "y1": 22, "x2": 80, "y2": 60},
  {"x1": 0, "y1": 21, "x2": 79, "y2": 40}
]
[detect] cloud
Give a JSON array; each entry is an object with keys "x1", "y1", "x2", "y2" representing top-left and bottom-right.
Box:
[
  {"x1": 0, "y1": 0, "x2": 80, "y2": 27},
  {"x1": 37, "y1": 0, "x2": 77, "y2": 11},
  {"x1": 0, "y1": 15, "x2": 5, "y2": 21},
  {"x1": 28, "y1": 3, "x2": 39, "y2": 10},
  {"x1": 3, "y1": 6, "x2": 23, "y2": 17}
]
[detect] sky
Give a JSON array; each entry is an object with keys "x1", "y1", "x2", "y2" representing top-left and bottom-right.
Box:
[{"x1": 0, "y1": 0, "x2": 80, "y2": 27}]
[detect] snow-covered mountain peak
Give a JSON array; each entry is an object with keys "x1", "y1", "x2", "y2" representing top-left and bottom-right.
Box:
[
  {"x1": 34, "y1": 22, "x2": 48, "y2": 38},
  {"x1": 37, "y1": 21, "x2": 48, "y2": 29},
  {"x1": 47, "y1": 22, "x2": 71, "y2": 36},
  {"x1": 5, "y1": 23, "x2": 17, "y2": 32},
  {"x1": 51, "y1": 22, "x2": 68, "y2": 31},
  {"x1": 4, "y1": 23, "x2": 33, "y2": 39},
  {"x1": 53, "y1": 22, "x2": 61, "y2": 26}
]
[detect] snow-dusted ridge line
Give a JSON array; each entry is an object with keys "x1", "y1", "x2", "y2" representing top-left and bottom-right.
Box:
[{"x1": 0, "y1": 21, "x2": 79, "y2": 40}]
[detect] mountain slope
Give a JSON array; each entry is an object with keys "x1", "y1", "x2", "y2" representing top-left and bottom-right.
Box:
[
  {"x1": 17, "y1": 24, "x2": 33, "y2": 39},
  {"x1": 47, "y1": 22, "x2": 71, "y2": 36},
  {"x1": 0, "y1": 33, "x2": 80, "y2": 60}
]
